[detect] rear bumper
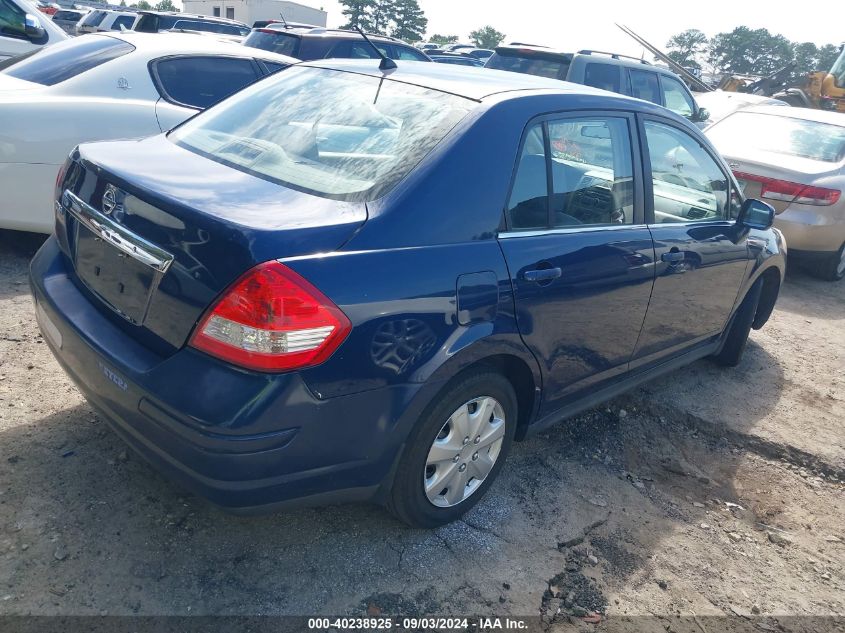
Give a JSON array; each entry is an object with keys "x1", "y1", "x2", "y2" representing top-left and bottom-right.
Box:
[
  {"x1": 29, "y1": 237, "x2": 422, "y2": 511},
  {"x1": 775, "y1": 207, "x2": 845, "y2": 253}
]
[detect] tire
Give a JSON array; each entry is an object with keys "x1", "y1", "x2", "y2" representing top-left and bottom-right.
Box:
[
  {"x1": 812, "y1": 243, "x2": 845, "y2": 282},
  {"x1": 388, "y1": 370, "x2": 518, "y2": 528},
  {"x1": 711, "y1": 279, "x2": 763, "y2": 367}
]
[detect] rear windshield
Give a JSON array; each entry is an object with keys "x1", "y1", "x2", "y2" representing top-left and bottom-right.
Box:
[
  {"x1": 2, "y1": 36, "x2": 134, "y2": 86},
  {"x1": 243, "y1": 30, "x2": 301, "y2": 57},
  {"x1": 54, "y1": 10, "x2": 84, "y2": 21},
  {"x1": 486, "y1": 50, "x2": 570, "y2": 80},
  {"x1": 170, "y1": 66, "x2": 474, "y2": 201},
  {"x1": 707, "y1": 111, "x2": 845, "y2": 163}
]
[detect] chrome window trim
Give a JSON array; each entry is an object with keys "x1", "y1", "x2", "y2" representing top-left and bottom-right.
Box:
[
  {"x1": 498, "y1": 223, "x2": 648, "y2": 239},
  {"x1": 59, "y1": 190, "x2": 174, "y2": 274}
]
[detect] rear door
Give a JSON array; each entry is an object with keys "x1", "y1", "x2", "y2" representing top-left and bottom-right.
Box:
[
  {"x1": 498, "y1": 112, "x2": 655, "y2": 416},
  {"x1": 632, "y1": 116, "x2": 749, "y2": 366}
]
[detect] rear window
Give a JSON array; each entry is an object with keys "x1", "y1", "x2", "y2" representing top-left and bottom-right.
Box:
[
  {"x1": 170, "y1": 66, "x2": 474, "y2": 201},
  {"x1": 80, "y1": 10, "x2": 106, "y2": 27},
  {"x1": 707, "y1": 112, "x2": 845, "y2": 163},
  {"x1": 486, "y1": 50, "x2": 570, "y2": 80},
  {"x1": 243, "y1": 30, "x2": 301, "y2": 57},
  {"x1": 2, "y1": 36, "x2": 134, "y2": 86},
  {"x1": 583, "y1": 63, "x2": 620, "y2": 93},
  {"x1": 54, "y1": 10, "x2": 83, "y2": 21}
]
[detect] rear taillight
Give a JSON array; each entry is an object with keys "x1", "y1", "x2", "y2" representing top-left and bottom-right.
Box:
[
  {"x1": 189, "y1": 261, "x2": 351, "y2": 372},
  {"x1": 734, "y1": 171, "x2": 841, "y2": 206}
]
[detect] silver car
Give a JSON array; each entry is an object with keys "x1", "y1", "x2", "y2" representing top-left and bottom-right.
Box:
[{"x1": 707, "y1": 106, "x2": 845, "y2": 280}]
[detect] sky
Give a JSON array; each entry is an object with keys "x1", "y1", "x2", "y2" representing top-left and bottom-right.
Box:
[{"x1": 304, "y1": 0, "x2": 843, "y2": 54}]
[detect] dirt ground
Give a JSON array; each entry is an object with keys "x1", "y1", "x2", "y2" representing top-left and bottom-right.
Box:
[{"x1": 0, "y1": 230, "x2": 842, "y2": 629}]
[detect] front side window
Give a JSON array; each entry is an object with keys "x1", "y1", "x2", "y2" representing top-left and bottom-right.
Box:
[
  {"x1": 660, "y1": 75, "x2": 695, "y2": 118},
  {"x1": 583, "y1": 63, "x2": 621, "y2": 93},
  {"x1": 2, "y1": 36, "x2": 134, "y2": 86},
  {"x1": 329, "y1": 40, "x2": 390, "y2": 60},
  {"x1": 170, "y1": 66, "x2": 474, "y2": 200},
  {"x1": 629, "y1": 69, "x2": 660, "y2": 104},
  {"x1": 645, "y1": 120, "x2": 728, "y2": 223},
  {"x1": 153, "y1": 56, "x2": 259, "y2": 109},
  {"x1": 0, "y1": 0, "x2": 26, "y2": 39},
  {"x1": 548, "y1": 117, "x2": 634, "y2": 226},
  {"x1": 392, "y1": 45, "x2": 430, "y2": 61}
]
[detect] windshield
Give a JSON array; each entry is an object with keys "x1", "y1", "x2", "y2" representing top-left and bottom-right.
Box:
[
  {"x1": 2, "y1": 36, "x2": 135, "y2": 86},
  {"x1": 170, "y1": 67, "x2": 474, "y2": 201},
  {"x1": 707, "y1": 111, "x2": 845, "y2": 163},
  {"x1": 486, "y1": 51, "x2": 570, "y2": 80},
  {"x1": 243, "y1": 30, "x2": 301, "y2": 57}
]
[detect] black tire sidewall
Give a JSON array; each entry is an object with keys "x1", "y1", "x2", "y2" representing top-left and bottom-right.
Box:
[{"x1": 389, "y1": 371, "x2": 518, "y2": 528}]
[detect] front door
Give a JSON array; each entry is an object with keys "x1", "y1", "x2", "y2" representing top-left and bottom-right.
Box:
[
  {"x1": 632, "y1": 117, "x2": 750, "y2": 367},
  {"x1": 498, "y1": 113, "x2": 655, "y2": 416}
]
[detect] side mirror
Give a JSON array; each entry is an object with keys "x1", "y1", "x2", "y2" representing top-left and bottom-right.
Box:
[
  {"x1": 24, "y1": 13, "x2": 46, "y2": 40},
  {"x1": 737, "y1": 198, "x2": 775, "y2": 230},
  {"x1": 691, "y1": 107, "x2": 710, "y2": 123}
]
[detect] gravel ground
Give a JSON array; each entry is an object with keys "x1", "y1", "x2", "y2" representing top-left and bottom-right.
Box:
[{"x1": 0, "y1": 230, "x2": 842, "y2": 627}]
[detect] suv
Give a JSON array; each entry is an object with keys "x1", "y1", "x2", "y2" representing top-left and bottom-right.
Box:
[
  {"x1": 486, "y1": 45, "x2": 709, "y2": 124},
  {"x1": 243, "y1": 25, "x2": 431, "y2": 62},
  {"x1": 76, "y1": 9, "x2": 136, "y2": 35},
  {"x1": 133, "y1": 11, "x2": 250, "y2": 41}
]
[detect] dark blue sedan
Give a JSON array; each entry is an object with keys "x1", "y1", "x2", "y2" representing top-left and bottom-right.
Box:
[{"x1": 31, "y1": 60, "x2": 785, "y2": 527}]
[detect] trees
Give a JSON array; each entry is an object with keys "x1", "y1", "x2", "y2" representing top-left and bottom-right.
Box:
[
  {"x1": 155, "y1": 0, "x2": 177, "y2": 11},
  {"x1": 339, "y1": 0, "x2": 427, "y2": 39},
  {"x1": 135, "y1": 0, "x2": 152, "y2": 9},
  {"x1": 469, "y1": 25, "x2": 505, "y2": 49},
  {"x1": 391, "y1": 0, "x2": 427, "y2": 42},
  {"x1": 665, "y1": 29, "x2": 708, "y2": 70},
  {"x1": 429, "y1": 34, "x2": 459, "y2": 45}
]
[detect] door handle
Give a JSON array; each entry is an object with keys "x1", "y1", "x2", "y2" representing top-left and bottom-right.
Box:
[
  {"x1": 661, "y1": 251, "x2": 685, "y2": 263},
  {"x1": 523, "y1": 267, "x2": 562, "y2": 282}
]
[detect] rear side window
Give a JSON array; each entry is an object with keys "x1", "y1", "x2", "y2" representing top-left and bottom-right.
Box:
[
  {"x1": 329, "y1": 40, "x2": 387, "y2": 60},
  {"x1": 81, "y1": 10, "x2": 106, "y2": 27},
  {"x1": 486, "y1": 51, "x2": 570, "y2": 79},
  {"x1": 152, "y1": 56, "x2": 260, "y2": 109},
  {"x1": 628, "y1": 69, "x2": 660, "y2": 104},
  {"x1": 243, "y1": 30, "x2": 301, "y2": 57},
  {"x1": 3, "y1": 36, "x2": 134, "y2": 86},
  {"x1": 111, "y1": 15, "x2": 135, "y2": 31},
  {"x1": 583, "y1": 63, "x2": 621, "y2": 93},
  {"x1": 392, "y1": 45, "x2": 430, "y2": 61},
  {"x1": 507, "y1": 124, "x2": 549, "y2": 230},
  {"x1": 660, "y1": 75, "x2": 695, "y2": 117}
]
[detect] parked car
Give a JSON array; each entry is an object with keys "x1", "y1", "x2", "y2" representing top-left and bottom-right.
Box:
[
  {"x1": 0, "y1": 0, "x2": 68, "y2": 61},
  {"x1": 430, "y1": 53, "x2": 482, "y2": 67},
  {"x1": 32, "y1": 60, "x2": 784, "y2": 527},
  {"x1": 0, "y1": 31, "x2": 295, "y2": 233},
  {"x1": 463, "y1": 48, "x2": 494, "y2": 61},
  {"x1": 132, "y1": 10, "x2": 250, "y2": 42},
  {"x1": 51, "y1": 7, "x2": 87, "y2": 35},
  {"x1": 486, "y1": 45, "x2": 709, "y2": 124},
  {"x1": 243, "y1": 24, "x2": 431, "y2": 62},
  {"x1": 694, "y1": 90, "x2": 788, "y2": 127},
  {"x1": 75, "y1": 8, "x2": 136, "y2": 35},
  {"x1": 707, "y1": 105, "x2": 845, "y2": 280},
  {"x1": 34, "y1": 0, "x2": 58, "y2": 16}
]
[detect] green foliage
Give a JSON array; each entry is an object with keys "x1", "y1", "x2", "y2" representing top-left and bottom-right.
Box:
[
  {"x1": 134, "y1": 0, "x2": 152, "y2": 9},
  {"x1": 665, "y1": 29, "x2": 707, "y2": 70},
  {"x1": 391, "y1": 0, "x2": 427, "y2": 42},
  {"x1": 429, "y1": 34, "x2": 459, "y2": 45},
  {"x1": 154, "y1": 0, "x2": 177, "y2": 11},
  {"x1": 469, "y1": 25, "x2": 505, "y2": 50},
  {"x1": 339, "y1": 0, "x2": 426, "y2": 39}
]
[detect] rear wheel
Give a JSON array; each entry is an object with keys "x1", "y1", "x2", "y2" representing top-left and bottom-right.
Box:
[
  {"x1": 388, "y1": 371, "x2": 517, "y2": 528},
  {"x1": 811, "y1": 243, "x2": 845, "y2": 282},
  {"x1": 711, "y1": 278, "x2": 763, "y2": 367}
]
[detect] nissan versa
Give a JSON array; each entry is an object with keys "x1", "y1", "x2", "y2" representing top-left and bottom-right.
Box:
[{"x1": 30, "y1": 61, "x2": 785, "y2": 527}]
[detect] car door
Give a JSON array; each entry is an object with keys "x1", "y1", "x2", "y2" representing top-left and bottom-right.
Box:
[
  {"x1": 498, "y1": 112, "x2": 655, "y2": 416},
  {"x1": 632, "y1": 116, "x2": 749, "y2": 367},
  {"x1": 151, "y1": 55, "x2": 263, "y2": 130}
]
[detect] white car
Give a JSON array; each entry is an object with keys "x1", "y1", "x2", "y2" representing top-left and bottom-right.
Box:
[
  {"x1": 75, "y1": 8, "x2": 137, "y2": 35},
  {"x1": 0, "y1": 31, "x2": 296, "y2": 233},
  {"x1": 0, "y1": 0, "x2": 68, "y2": 60},
  {"x1": 693, "y1": 90, "x2": 788, "y2": 128}
]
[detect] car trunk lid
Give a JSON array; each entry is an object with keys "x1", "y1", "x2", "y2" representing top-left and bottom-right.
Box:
[{"x1": 56, "y1": 135, "x2": 366, "y2": 356}]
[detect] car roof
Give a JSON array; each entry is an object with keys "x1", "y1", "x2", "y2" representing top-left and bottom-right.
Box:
[
  {"x1": 137, "y1": 10, "x2": 247, "y2": 26},
  {"x1": 739, "y1": 104, "x2": 845, "y2": 127},
  {"x1": 97, "y1": 31, "x2": 297, "y2": 64},
  {"x1": 297, "y1": 58, "x2": 660, "y2": 105},
  {"x1": 262, "y1": 25, "x2": 404, "y2": 43},
  {"x1": 494, "y1": 45, "x2": 684, "y2": 75}
]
